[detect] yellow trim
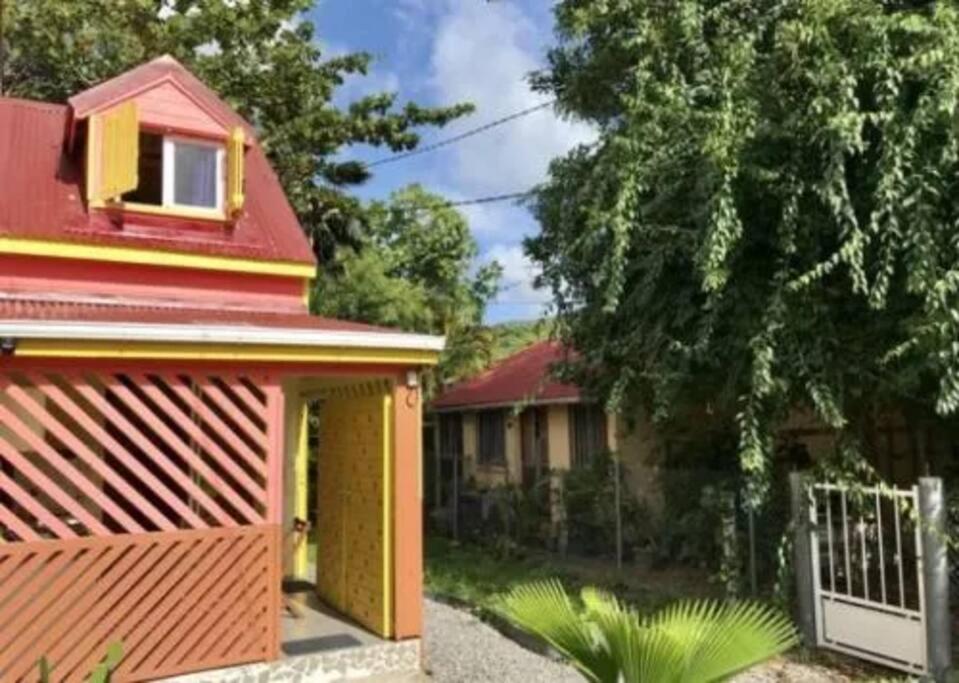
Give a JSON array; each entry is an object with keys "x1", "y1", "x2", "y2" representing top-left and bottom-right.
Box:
[
  {"x1": 14, "y1": 340, "x2": 440, "y2": 365},
  {"x1": 91, "y1": 199, "x2": 227, "y2": 223},
  {"x1": 0, "y1": 237, "x2": 316, "y2": 279},
  {"x1": 382, "y1": 390, "x2": 394, "y2": 637},
  {"x1": 294, "y1": 401, "x2": 310, "y2": 577},
  {"x1": 86, "y1": 115, "x2": 100, "y2": 203},
  {"x1": 302, "y1": 279, "x2": 312, "y2": 308},
  {"x1": 227, "y1": 127, "x2": 246, "y2": 215}
]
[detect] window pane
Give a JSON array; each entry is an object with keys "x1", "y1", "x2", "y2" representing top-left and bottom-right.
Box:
[
  {"x1": 478, "y1": 410, "x2": 506, "y2": 464},
  {"x1": 571, "y1": 404, "x2": 607, "y2": 468},
  {"x1": 174, "y1": 142, "x2": 218, "y2": 208}
]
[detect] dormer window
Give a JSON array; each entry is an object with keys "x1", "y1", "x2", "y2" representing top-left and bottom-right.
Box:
[
  {"x1": 171, "y1": 138, "x2": 222, "y2": 209},
  {"x1": 124, "y1": 132, "x2": 224, "y2": 212},
  {"x1": 85, "y1": 101, "x2": 245, "y2": 221}
]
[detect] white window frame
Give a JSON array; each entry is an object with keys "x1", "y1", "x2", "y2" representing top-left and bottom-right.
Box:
[{"x1": 160, "y1": 135, "x2": 225, "y2": 214}]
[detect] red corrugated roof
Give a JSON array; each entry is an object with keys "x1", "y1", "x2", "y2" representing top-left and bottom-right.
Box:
[
  {"x1": 0, "y1": 296, "x2": 395, "y2": 334},
  {"x1": 433, "y1": 341, "x2": 580, "y2": 409},
  {"x1": 0, "y1": 57, "x2": 315, "y2": 266}
]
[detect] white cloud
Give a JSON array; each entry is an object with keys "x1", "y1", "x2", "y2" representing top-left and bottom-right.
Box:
[
  {"x1": 393, "y1": 0, "x2": 439, "y2": 30},
  {"x1": 484, "y1": 242, "x2": 551, "y2": 313},
  {"x1": 157, "y1": 3, "x2": 175, "y2": 20},
  {"x1": 428, "y1": 1, "x2": 595, "y2": 196},
  {"x1": 195, "y1": 40, "x2": 222, "y2": 57}
]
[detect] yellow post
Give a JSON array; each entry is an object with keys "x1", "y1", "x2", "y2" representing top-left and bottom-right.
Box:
[
  {"x1": 382, "y1": 391, "x2": 394, "y2": 637},
  {"x1": 294, "y1": 400, "x2": 309, "y2": 577}
]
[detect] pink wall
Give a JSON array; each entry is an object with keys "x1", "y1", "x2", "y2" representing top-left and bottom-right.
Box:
[
  {"x1": 135, "y1": 81, "x2": 227, "y2": 139},
  {"x1": 0, "y1": 254, "x2": 306, "y2": 313}
]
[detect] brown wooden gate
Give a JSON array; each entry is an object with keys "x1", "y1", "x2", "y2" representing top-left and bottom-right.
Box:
[{"x1": 0, "y1": 366, "x2": 284, "y2": 682}]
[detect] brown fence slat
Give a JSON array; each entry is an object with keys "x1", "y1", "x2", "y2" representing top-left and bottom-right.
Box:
[{"x1": 0, "y1": 527, "x2": 276, "y2": 683}]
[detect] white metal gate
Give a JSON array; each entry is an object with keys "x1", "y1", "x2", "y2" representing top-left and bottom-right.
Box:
[{"x1": 808, "y1": 483, "x2": 927, "y2": 676}]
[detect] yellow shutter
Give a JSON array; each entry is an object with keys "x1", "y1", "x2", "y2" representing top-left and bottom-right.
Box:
[
  {"x1": 93, "y1": 101, "x2": 139, "y2": 202},
  {"x1": 227, "y1": 127, "x2": 246, "y2": 215}
]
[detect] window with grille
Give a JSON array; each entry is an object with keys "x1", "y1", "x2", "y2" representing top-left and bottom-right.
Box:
[
  {"x1": 477, "y1": 409, "x2": 506, "y2": 465},
  {"x1": 570, "y1": 404, "x2": 607, "y2": 468}
]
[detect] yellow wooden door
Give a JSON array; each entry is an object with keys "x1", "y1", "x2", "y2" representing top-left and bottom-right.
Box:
[{"x1": 315, "y1": 390, "x2": 393, "y2": 637}]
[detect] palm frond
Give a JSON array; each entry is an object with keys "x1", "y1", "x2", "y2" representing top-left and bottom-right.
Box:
[
  {"x1": 496, "y1": 580, "x2": 619, "y2": 683},
  {"x1": 499, "y1": 581, "x2": 798, "y2": 683},
  {"x1": 647, "y1": 600, "x2": 797, "y2": 682}
]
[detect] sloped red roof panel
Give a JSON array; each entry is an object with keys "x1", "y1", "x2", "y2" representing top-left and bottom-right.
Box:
[
  {"x1": 433, "y1": 340, "x2": 580, "y2": 409},
  {"x1": 0, "y1": 58, "x2": 314, "y2": 266},
  {"x1": 0, "y1": 296, "x2": 397, "y2": 333}
]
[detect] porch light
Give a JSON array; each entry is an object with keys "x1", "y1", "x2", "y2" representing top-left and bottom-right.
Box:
[{"x1": 406, "y1": 369, "x2": 419, "y2": 388}]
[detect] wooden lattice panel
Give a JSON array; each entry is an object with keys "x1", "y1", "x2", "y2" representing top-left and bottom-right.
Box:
[
  {"x1": 0, "y1": 370, "x2": 272, "y2": 541},
  {"x1": 316, "y1": 389, "x2": 392, "y2": 637},
  {"x1": 0, "y1": 525, "x2": 279, "y2": 682}
]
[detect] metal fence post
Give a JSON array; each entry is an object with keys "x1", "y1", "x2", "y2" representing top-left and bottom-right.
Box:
[
  {"x1": 748, "y1": 504, "x2": 758, "y2": 597},
  {"x1": 918, "y1": 477, "x2": 951, "y2": 682},
  {"x1": 789, "y1": 472, "x2": 816, "y2": 647},
  {"x1": 614, "y1": 454, "x2": 623, "y2": 572},
  {"x1": 719, "y1": 490, "x2": 740, "y2": 597},
  {"x1": 451, "y1": 450, "x2": 460, "y2": 541}
]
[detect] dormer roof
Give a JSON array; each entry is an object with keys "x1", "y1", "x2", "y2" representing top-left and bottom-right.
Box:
[
  {"x1": 68, "y1": 55, "x2": 252, "y2": 141},
  {"x1": 0, "y1": 57, "x2": 315, "y2": 271}
]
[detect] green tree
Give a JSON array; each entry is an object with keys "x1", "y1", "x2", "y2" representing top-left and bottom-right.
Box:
[
  {"x1": 0, "y1": 0, "x2": 471, "y2": 261},
  {"x1": 314, "y1": 185, "x2": 502, "y2": 393},
  {"x1": 500, "y1": 580, "x2": 796, "y2": 683},
  {"x1": 490, "y1": 320, "x2": 552, "y2": 362},
  {"x1": 528, "y1": 0, "x2": 959, "y2": 499}
]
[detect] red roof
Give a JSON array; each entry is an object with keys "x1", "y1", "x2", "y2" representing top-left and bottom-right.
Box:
[
  {"x1": 0, "y1": 296, "x2": 394, "y2": 334},
  {"x1": 433, "y1": 341, "x2": 581, "y2": 409},
  {"x1": 0, "y1": 57, "x2": 314, "y2": 266}
]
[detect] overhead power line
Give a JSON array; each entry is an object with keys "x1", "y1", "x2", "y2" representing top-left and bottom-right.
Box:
[
  {"x1": 395, "y1": 190, "x2": 535, "y2": 215},
  {"x1": 366, "y1": 100, "x2": 556, "y2": 168},
  {"x1": 443, "y1": 191, "x2": 535, "y2": 208}
]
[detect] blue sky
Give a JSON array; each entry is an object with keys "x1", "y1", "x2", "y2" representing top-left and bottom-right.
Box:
[{"x1": 307, "y1": 1, "x2": 594, "y2": 323}]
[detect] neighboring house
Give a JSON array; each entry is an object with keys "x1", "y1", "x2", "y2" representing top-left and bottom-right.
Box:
[
  {"x1": 428, "y1": 340, "x2": 940, "y2": 522},
  {"x1": 0, "y1": 56, "x2": 437, "y2": 681},
  {"x1": 429, "y1": 341, "x2": 656, "y2": 498}
]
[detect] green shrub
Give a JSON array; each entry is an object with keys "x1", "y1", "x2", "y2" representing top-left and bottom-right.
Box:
[{"x1": 39, "y1": 641, "x2": 123, "y2": 683}]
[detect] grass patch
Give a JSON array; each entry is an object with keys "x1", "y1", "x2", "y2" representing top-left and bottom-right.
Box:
[
  {"x1": 425, "y1": 537, "x2": 574, "y2": 611},
  {"x1": 424, "y1": 536, "x2": 715, "y2": 616}
]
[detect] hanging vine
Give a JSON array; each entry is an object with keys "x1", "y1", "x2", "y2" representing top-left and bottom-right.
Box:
[{"x1": 529, "y1": 0, "x2": 959, "y2": 503}]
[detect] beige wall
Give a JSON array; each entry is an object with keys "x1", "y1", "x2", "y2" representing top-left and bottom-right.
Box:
[
  {"x1": 435, "y1": 398, "x2": 939, "y2": 521},
  {"x1": 461, "y1": 410, "x2": 511, "y2": 488},
  {"x1": 455, "y1": 408, "x2": 525, "y2": 488},
  {"x1": 447, "y1": 402, "x2": 661, "y2": 499},
  {"x1": 612, "y1": 411, "x2": 664, "y2": 511}
]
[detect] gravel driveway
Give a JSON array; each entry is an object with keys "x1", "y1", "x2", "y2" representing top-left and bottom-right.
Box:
[
  {"x1": 422, "y1": 598, "x2": 852, "y2": 683},
  {"x1": 423, "y1": 598, "x2": 582, "y2": 683}
]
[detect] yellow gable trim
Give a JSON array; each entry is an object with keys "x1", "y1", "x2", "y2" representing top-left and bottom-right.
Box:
[
  {"x1": 0, "y1": 237, "x2": 316, "y2": 279},
  {"x1": 14, "y1": 340, "x2": 439, "y2": 365}
]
